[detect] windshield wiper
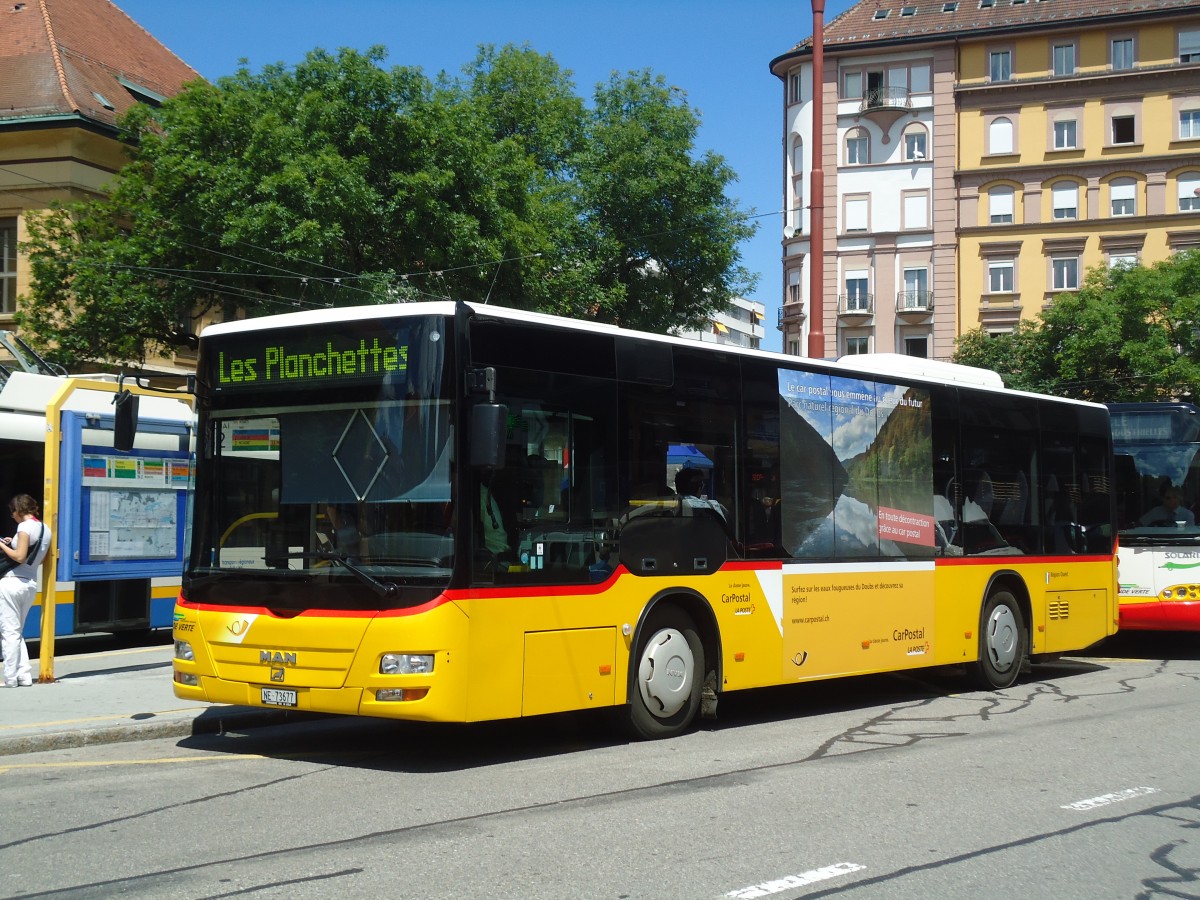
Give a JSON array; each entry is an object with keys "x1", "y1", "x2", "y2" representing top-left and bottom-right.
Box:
[
  {"x1": 1119, "y1": 531, "x2": 1200, "y2": 547},
  {"x1": 286, "y1": 550, "x2": 399, "y2": 598},
  {"x1": 364, "y1": 556, "x2": 449, "y2": 568},
  {"x1": 185, "y1": 570, "x2": 245, "y2": 586}
]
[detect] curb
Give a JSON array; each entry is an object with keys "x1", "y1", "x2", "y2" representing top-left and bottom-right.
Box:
[{"x1": 0, "y1": 707, "x2": 324, "y2": 757}]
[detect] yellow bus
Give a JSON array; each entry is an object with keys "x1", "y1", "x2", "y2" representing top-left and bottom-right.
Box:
[{"x1": 173, "y1": 302, "x2": 1117, "y2": 738}]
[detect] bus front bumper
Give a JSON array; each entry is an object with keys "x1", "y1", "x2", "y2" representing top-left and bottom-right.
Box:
[{"x1": 1119, "y1": 599, "x2": 1200, "y2": 631}]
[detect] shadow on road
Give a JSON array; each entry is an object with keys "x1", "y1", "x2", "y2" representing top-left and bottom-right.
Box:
[
  {"x1": 1081, "y1": 629, "x2": 1200, "y2": 661},
  {"x1": 27, "y1": 628, "x2": 173, "y2": 659},
  {"x1": 172, "y1": 656, "x2": 1113, "y2": 773}
]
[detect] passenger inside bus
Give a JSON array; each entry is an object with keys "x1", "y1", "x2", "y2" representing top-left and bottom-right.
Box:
[
  {"x1": 674, "y1": 466, "x2": 705, "y2": 498},
  {"x1": 747, "y1": 490, "x2": 780, "y2": 549},
  {"x1": 322, "y1": 504, "x2": 363, "y2": 560},
  {"x1": 1140, "y1": 482, "x2": 1195, "y2": 527},
  {"x1": 479, "y1": 472, "x2": 512, "y2": 562}
]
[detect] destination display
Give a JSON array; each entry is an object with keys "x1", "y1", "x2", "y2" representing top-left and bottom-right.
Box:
[
  {"x1": 205, "y1": 320, "x2": 434, "y2": 393},
  {"x1": 213, "y1": 335, "x2": 407, "y2": 390}
]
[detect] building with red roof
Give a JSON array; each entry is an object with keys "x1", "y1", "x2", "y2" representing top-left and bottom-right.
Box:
[{"x1": 0, "y1": 0, "x2": 198, "y2": 338}]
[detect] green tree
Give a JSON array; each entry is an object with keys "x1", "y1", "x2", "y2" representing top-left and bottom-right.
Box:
[
  {"x1": 952, "y1": 319, "x2": 1050, "y2": 395},
  {"x1": 19, "y1": 45, "x2": 756, "y2": 369},
  {"x1": 1039, "y1": 251, "x2": 1200, "y2": 401},
  {"x1": 570, "y1": 70, "x2": 756, "y2": 332},
  {"x1": 954, "y1": 250, "x2": 1200, "y2": 401}
]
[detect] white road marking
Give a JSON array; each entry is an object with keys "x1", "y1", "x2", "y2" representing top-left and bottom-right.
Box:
[
  {"x1": 726, "y1": 862, "x2": 866, "y2": 899},
  {"x1": 1061, "y1": 786, "x2": 1160, "y2": 811}
]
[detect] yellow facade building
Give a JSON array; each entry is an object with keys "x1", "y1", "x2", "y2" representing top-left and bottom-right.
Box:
[{"x1": 957, "y1": 7, "x2": 1200, "y2": 335}]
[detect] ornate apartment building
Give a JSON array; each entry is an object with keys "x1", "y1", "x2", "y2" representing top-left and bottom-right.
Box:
[{"x1": 772, "y1": 0, "x2": 1200, "y2": 359}]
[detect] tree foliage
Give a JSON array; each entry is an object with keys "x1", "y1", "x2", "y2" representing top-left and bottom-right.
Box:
[
  {"x1": 954, "y1": 251, "x2": 1200, "y2": 402},
  {"x1": 19, "y1": 45, "x2": 756, "y2": 368}
]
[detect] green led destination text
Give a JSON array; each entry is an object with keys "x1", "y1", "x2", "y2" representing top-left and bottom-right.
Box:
[{"x1": 218, "y1": 338, "x2": 408, "y2": 386}]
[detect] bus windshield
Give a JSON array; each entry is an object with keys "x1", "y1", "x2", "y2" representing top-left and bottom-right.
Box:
[
  {"x1": 187, "y1": 314, "x2": 454, "y2": 606},
  {"x1": 1112, "y1": 405, "x2": 1200, "y2": 546}
]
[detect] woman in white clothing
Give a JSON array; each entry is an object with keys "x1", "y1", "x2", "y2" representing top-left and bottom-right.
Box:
[{"x1": 0, "y1": 494, "x2": 51, "y2": 688}]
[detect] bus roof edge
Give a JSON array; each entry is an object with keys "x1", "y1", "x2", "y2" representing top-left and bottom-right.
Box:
[{"x1": 835, "y1": 353, "x2": 1004, "y2": 389}]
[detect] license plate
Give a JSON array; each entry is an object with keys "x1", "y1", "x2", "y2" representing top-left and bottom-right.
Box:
[{"x1": 260, "y1": 687, "x2": 297, "y2": 708}]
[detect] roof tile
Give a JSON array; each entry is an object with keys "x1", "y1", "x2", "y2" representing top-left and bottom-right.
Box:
[
  {"x1": 0, "y1": 0, "x2": 200, "y2": 129},
  {"x1": 775, "y1": 0, "x2": 1200, "y2": 61}
]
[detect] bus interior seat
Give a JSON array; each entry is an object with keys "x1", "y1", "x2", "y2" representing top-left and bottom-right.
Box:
[
  {"x1": 964, "y1": 468, "x2": 994, "y2": 520},
  {"x1": 997, "y1": 470, "x2": 1028, "y2": 525},
  {"x1": 933, "y1": 494, "x2": 960, "y2": 552}
]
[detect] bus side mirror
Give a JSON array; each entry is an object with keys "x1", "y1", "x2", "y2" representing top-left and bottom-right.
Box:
[
  {"x1": 113, "y1": 390, "x2": 139, "y2": 452},
  {"x1": 470, "y1": 403, "x2": 508, "y2": 469}
]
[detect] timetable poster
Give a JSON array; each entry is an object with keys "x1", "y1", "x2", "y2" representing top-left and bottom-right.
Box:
[{"x1": 81, "y1": 455, "x2": 189, "y2": 560}]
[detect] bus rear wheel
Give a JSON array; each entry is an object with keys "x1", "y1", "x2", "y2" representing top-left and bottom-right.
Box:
[
  {"x1": 973, "y1": 589, "x2": 1026, "y2": 690},
  {"x1": 627, "y1": 611, "x2": 703, "y2": 740}
]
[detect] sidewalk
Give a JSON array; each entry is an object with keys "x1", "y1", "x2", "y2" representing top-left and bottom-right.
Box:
[{"x1": 0, "y1": 640, "x2": 311, "y2": 756}]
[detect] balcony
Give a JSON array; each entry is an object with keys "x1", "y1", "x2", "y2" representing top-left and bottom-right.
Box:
[
  {"x1": 778, "y1": 302, "x2": 806, "y2": 331},
  {"x1": 858, "y1": 86, "x2": 914, "y2": 130},
  {"x1": 860, "y1": 86, "x2": 913, "y2": 113},
  {"x1": 896, "y1": 291, "x2": 934, "y2": 316},
  {"x1": 838, "y1": 293, "x2": 873, "y2": 319}
]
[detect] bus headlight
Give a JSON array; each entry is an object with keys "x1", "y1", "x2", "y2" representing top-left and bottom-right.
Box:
[
  {"x1": 174, "y1": 640, "x2": 195, "y2": 662},
  {"x1": 380, "y1": 653, "x2": 434, "y2": 675}
]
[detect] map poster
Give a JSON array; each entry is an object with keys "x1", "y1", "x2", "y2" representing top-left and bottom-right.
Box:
[{"x1": 87, "y1": 489, "x2": 178, "y2": 560}]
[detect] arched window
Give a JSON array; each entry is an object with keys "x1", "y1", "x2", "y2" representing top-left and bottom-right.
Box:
[
  {"x1": 845, "y1": 128, "x2": 869, "y2": 165},
  {"x1": 1110, "y1": 178, "x2": 1136, "y2": 217},
  {"x1": 1179, "y1": 171, "x2": 1200, "y2": 212},
  {"x1": 790, "y1": 137, "x2": 804, "y2": 231},
  {"x1": 989, "y1": 185, "x2": 1015, "y2": 224},
  {"x1": 902, "y1": 124, "x2": 928, "y2": 161},
  {"x1": 989, "y1": 116, "x2": 1014, "y2": 154},
  {"x1": 1052, "y1": 181, "x2": 1079, "y2": 220}
]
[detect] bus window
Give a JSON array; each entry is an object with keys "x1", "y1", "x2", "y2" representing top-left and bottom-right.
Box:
[
  {"x1": 474, "y1": 370, "x2": 617, "y2": 585},
  {"x1": 743, "y1": 385, "x2": 782, "y2": 557},
  {"x1": 1040, "y1": 402, "x2": 1114, "y2": 555},
  {"x1": 777, "y1": 370, "x2": 936, "y2": 560},
  {"x1": 930, "y1": 385, "x2": 959, "y2": 555},
  {"x1": 1075, "y1": 408, "x2": 1115, "y2": 553},
  {"x1": 621, "y1": 349, "x2": 738, "y2": 520},
  {"x1": 958, "y1": 395, "x2": 1038, "y2": 556}
]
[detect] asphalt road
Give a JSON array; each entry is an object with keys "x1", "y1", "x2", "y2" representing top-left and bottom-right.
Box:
[{"x1": 2, "y1": 630, "x2": 1197, "y2": 899}]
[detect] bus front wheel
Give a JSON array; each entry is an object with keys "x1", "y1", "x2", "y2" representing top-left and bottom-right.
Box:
[
  {"x1": 973, "y1": 589, "x2": 1026, "y2": 690},
  {"x1": 627, "y1": 611, "x2": 704, "y2": 740}
]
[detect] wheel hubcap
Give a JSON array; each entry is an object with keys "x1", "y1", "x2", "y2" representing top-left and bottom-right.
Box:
[
  {"x1": 986, "y1": 605, "x2": 1018, "y2": 671},
  {"x1": 637, "y1": 627, "x2": 695, "y2": 718}
]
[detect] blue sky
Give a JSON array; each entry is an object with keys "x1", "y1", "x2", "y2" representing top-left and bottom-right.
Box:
[{"x1": 116, "y1": 0, "x2": 855, "y2": 351}]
